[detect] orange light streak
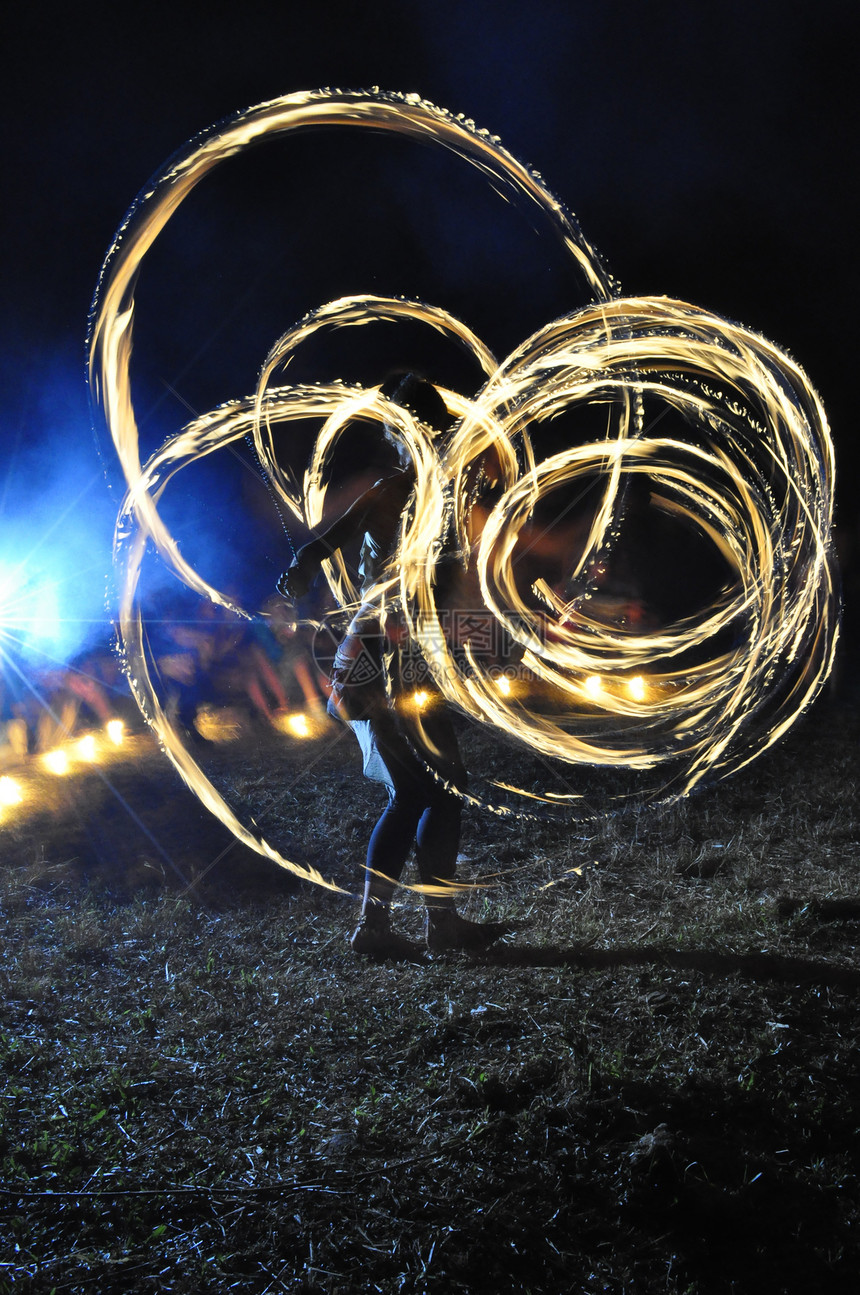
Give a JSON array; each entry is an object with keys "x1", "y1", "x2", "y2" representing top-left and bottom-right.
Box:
[{"x1": 87, "y1": 88, "x2": 838, "y2": 892}]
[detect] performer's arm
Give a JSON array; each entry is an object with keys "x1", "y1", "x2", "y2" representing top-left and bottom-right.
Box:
[{"x1": 279, "y1": 475, "x2": 406, "y2": 600}]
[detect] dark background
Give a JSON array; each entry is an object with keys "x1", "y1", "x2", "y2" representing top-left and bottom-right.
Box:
[{"x1": 2, "y1": 0, "x2": 854, "y2": 665}]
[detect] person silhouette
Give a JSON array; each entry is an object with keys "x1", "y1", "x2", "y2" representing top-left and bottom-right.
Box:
[{"x1": 281, "y1": 373, "x2": 508, "y2": 959}]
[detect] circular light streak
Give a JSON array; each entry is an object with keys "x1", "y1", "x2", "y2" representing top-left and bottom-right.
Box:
[
  {"x1": 397, "y1": 297, "x2": 837, "y2": 803},
  {"x1": 88, "y1": 90, "x2": 838, "y2": 892}
]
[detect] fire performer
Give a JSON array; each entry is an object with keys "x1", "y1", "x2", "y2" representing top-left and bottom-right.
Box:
[{"x1": 281, "y1": 374, "x2": 508, "y2": 960}]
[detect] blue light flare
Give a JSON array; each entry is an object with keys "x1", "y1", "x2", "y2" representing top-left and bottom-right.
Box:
[{"x1": 0, "y1": 369, "x2": 115, "y2": 669}]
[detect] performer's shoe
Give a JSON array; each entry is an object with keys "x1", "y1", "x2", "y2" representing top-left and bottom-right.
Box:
[
  {"x1": 425, "y1": 910, "x2": 510, "y2": 953},
  {"x1": 350, "y1": 917, "x2": 425, "y2": 962}
]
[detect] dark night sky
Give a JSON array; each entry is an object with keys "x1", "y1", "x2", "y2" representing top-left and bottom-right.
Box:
[{"x1": 2, "y1": 0, "x2": 855, "y2": 661}]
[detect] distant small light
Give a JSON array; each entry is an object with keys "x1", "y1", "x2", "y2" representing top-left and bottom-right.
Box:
[
  {"x1": 413, "y1": 690, "x2": 429, "y2": 709},
  {"x1": 106, "y1": 719, "x2": 125, "y2": 746},
  {"x1": 584, "y1": 675, "x2": 602, "y2": 699},
  {"x1": 496, "y1": 676, "x2": 512, "y2": 696},
  {"x1": 287, "y1": 713, "x2": 310, "y2": 738},
  {"x1": 44, "y1": 750, "x2": 69, "y2": 775},
  {"x1": 0, "y1": 776, "x2": 22, "y2": 806},
  {"x1": 77, "y1": 734, "x2": 97, "y2": 762},
  {"x1": 628, "y1": 675, "x2": 646, "y2": 702}
]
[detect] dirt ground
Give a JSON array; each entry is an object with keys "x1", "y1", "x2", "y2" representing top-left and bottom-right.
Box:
[{"x1": 1, "y1": 684, "x2": 858, "y2": 1293}]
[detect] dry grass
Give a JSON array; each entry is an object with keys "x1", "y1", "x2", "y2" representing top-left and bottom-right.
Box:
[{"x1": 1, "y1": 688, "x2": 859, "y2": 1293}]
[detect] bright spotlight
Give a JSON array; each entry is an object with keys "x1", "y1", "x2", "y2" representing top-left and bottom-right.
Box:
[
  {"x1": 106, "y1": 719, "x2": 125, "y2": 745},
  {"x1": 0, "y1": 776, "x2": 23, "y2": 806},
  {"x1": 287, "y1": 713, "x2": 310, "y2": 738}
]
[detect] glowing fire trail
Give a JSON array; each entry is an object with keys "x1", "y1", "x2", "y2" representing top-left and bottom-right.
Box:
[{"x1": 88, "y1": 89, "x2": 838, "y2": 891}]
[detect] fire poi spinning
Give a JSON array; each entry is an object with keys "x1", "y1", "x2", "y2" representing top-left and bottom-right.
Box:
[{"x1": 88, "y1": 90, "x2": 838, "y2": 922}]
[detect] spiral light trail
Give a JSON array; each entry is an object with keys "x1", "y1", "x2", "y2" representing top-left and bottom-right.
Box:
[{"x1": 89, "y1": 89, "x2": 838, "y2": 891}]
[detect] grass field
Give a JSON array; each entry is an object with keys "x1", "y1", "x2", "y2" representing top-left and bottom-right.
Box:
[{"x1": 1, "y1": 681, "x2": 858, "y2": 1293}]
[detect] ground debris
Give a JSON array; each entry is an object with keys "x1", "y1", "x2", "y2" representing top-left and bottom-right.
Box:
[{"x1": 1, "y1": 698, "x2": 859, "y2": 1291}]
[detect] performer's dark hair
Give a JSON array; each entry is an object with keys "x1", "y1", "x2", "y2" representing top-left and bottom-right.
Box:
[{"x1": 379, "y1": 371, "x2": 451, "y2": 434}]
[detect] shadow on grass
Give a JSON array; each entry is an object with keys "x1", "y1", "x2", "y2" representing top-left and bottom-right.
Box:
[{"x1": 483, "y1": 941, "x2": 860, "y2": 988}]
